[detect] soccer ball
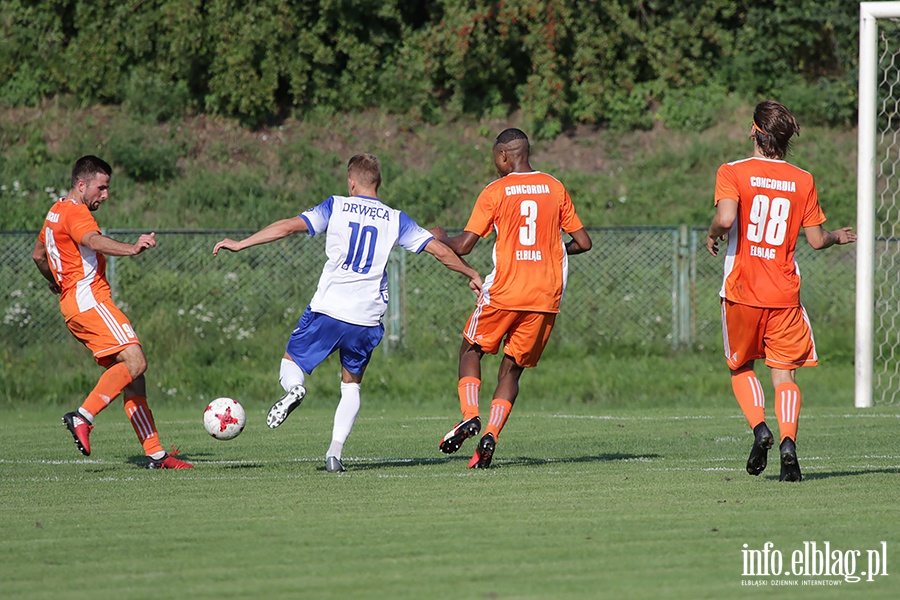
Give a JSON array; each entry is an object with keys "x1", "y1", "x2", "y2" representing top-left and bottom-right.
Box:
[{"x1": 203, "y1": 397, "x2": 246, "y2": 440}]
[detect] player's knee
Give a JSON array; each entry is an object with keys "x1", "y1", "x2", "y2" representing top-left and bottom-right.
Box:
[{"x1": 119, "y1": 346, "x2": 148, "y2": 378}]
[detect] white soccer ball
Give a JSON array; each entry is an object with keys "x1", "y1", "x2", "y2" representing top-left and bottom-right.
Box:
[{"x1": 203, "y1": 397, "x2": 246, "y2": 440}]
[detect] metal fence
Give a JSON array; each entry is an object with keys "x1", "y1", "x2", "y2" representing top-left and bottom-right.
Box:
[{"x1": 1, "y1": 228, "x2": 856, "y2": 355}]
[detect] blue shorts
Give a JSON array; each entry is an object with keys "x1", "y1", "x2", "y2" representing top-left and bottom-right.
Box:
[{"x1": 285, "y1": 307, "x2": 384, "y2": 375}]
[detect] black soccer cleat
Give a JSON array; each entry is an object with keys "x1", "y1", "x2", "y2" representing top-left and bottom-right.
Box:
[
  {"x1": 439, "y1": 416, "x2": 481, "y2": 454},
  {"x1": 746, "y1": 422, "x2": 774, "y2": 476},
  {"x1": 468, "y1": 433, "x2": 496, "y2": 469},
  {"x1": 779, "y1": 437, "x2": 802, "y2": 482}
]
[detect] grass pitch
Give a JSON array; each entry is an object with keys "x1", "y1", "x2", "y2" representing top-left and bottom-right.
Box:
[{"x1": 1, "y1": 402, "x2": 897, "y2": 599}]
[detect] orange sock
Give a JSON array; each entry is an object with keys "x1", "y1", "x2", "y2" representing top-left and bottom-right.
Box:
[
  {"x1": 458, "y1": 376, "x2": 480, "y2": 421},
  {"x1": 81, "y1": 363, "x2": 133, "y2": 418},
  {"x1": 731, "y1": 370, "x2": 766, "y2": 430},
  {"x1": 124, "y1": 396, "x2": 164, "y2": 456},
  {"x1": 483, "y1": 399, "x2": 513, "y2": 440},
  {"x1": 774, "y1": 382, "x2": 802, "y2": 442}
]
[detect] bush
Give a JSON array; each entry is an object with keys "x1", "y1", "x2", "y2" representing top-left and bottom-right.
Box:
[
  {"x1": 657, "y1": 84, "x2": 728, "y2": 132},
  {"x1": 104, "y1": 121, "x2": 181, "y2": 183},
  {"x1": 122, "y1": 70, "x2": 192, "y2": 124},
  {"x1": 0, "y1": 1, "x2": 863, "y2": 131}
]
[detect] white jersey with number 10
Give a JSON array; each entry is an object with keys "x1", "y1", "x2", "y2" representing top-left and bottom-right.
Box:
[{"x1": 300, "y1": 194, "x2": 433, "y2": 326}]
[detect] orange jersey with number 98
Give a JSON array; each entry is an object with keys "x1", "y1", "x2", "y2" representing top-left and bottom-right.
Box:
[
  {"x1": 38, "y1": 198, "x2": 111, "y2": 321},
  {"x1": 465, "y1": 171, "x2": 584, "y2": 312},
  {"x1": 714, "y1": 157, "x2": 826, "y2": 308}
]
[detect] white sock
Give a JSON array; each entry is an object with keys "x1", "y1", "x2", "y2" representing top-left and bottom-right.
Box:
[
  {"x1": 327, "y1": 440, "x2": 344, "y2": 460},
  {"x1": 279, "y1": 358, "x2": 306, "y2": 393},
  {"x1": 77, "y1": 407, "x2": 94, "y2": 424},
  {"x1": 329, "y1": 382, "x2": 361, "y2": 459}
]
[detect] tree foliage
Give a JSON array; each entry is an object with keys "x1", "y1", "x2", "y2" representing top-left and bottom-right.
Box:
[{"x1": 0, "y1": 0, "x2": 858, "y2": 133}]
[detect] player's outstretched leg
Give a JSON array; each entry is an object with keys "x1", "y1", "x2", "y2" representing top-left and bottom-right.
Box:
[
  {"x1": 62, "y1": 411, "x2": 93, "y2": 456},
  {"x1": 779, "y1": 437, "x2": 802, "y2": 482},
  {"x1": 746, "y1": 422, "x2": 774, "y2": 476},
  {"x1": 439, "y1": 416, "x2": 481, "y2": 454},
  {"x1": 468, "y1": 432, "x2": 496, "y2": 469},
  {"x1": 267, "y1": 384, "x2": 306, "y2": 428}
]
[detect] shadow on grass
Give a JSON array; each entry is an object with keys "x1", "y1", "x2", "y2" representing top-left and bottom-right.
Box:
[
  {"x1": 794, "y1": 467, "x2": 900, "y2": 481},
  {"x1": 344, "y1": 453, "x2": 661, "y2": 471}
]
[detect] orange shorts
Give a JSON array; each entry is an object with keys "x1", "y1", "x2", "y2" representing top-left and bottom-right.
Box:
[
  {"x1": 721, "y1": 299, "x2": 817, "y2": 371},
  {"x1": 66, "y1": 301, "x2": 140, "y2": 364},
  {"x1": 463, "y1": 303, "x2": 556, "y2": 368}
]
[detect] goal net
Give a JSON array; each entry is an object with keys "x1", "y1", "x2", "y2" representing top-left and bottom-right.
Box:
[{"x1": 857, "y1": 2, "x2": 900, "y2": 406}]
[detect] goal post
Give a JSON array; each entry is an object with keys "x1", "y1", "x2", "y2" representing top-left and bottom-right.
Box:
[{"x1": 857, "y1": 2, "x2": 900, "y2": 407}]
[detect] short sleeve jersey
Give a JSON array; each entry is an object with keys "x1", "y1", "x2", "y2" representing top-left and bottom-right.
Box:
[
  {"x1": 714, "y1": 157, "x2": 826, "y2": 307},
  {"x1": 37, "y1": 198, "x2": 109, "y2": 321},
  {"x1": 301, "y1": 195, "x2": 433, "y2": 326},
  {"x1": 465, "y1": 171, "x2": 584, "y2": 312}
]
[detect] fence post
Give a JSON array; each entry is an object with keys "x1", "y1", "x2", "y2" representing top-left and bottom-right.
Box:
[
  {"x1": 384, "y1": 249, "x2": 403, "y2": 354},
  {"x1": 676, "y1": 224, "x2": 691, "y2": 347}
]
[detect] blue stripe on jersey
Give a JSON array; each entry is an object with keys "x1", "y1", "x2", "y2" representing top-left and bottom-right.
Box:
[
  {"x1": 304, "y1": 196, "x2": 334, "y2": 236},
  {"x1": 399, "y1": 211, "x2": 432, "y2": 253},
  {"x1": 300, "y1": 214, "x2": 314, "y2": 234}
]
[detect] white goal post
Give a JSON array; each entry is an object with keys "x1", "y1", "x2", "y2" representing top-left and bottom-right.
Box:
[{"x1": 857, "y1": 2, "x2": 900, "y2": 407}]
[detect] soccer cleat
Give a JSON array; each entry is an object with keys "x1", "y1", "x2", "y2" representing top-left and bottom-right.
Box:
[
  {"x1": 62, "y1": 411, "x2": 93, "y2": 456},
  {"x1": 746, "y1": 422, "x2": 774, "y2": 476},
  {"x1": 439, "y1": 416, "x2": 482, "y2": 454},
  {"x1": 267, "y1": 384, "x2": 306, "y2": 429},
  {"x1": 468, "y1": 433, "x2": 496, "y2": 469},
  {"x1": 325, "y1": 456, "x2": 346, "y2": 473},
  {"x1": 147, "y1": 448, "x2": 193, "y2": 469},
  {"x1": 779, "y1": 438, "x2": 802, "y2": 482}
]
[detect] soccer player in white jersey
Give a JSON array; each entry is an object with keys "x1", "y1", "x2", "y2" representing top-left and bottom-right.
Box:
[{"x1": 213, "y1": 154, "x2": 483, "y2": 472}]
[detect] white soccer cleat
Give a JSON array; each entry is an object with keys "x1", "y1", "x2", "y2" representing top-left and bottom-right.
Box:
[{"x1": 267, "y1": 385, "x2": 306, "y2": 428}]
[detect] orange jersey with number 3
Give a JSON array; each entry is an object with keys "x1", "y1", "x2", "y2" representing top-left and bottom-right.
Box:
[
  {"x1": 465, "y1": 171, "x2": 584, "y2": 312},
  {"x1": 38, "y1": 198, "x2": 111, "y2": 321},
  {"x1": 714, "y1": 157, "x2": 826, "y2": 308}
]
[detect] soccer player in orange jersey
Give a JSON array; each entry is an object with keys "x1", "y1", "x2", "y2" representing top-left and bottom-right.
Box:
[
  {"x1": 32, "y1": 155, "x2": 192, "y2": 469},
  {"x1": 707, "y1": 101, "x2": 856, "y2": 481},
  {"x1": 432, "y1": 128, "x2": 593, "y2": 468}
]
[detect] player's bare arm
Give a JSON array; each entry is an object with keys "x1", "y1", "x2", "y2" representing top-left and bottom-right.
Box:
[
  {"x1": 213, "y1": 216, "x2": 308, "y2": 255},
  {"x1": 31, "y1": 239, "x2": 61, "y2": 294},
  {"x1": 428, "y1": 226, "x2": 479, "y2": 256},
  {"x1": 81, "y1": 230, "x2": 157, "y2": 256},
  {"x1": 422, "y1": 239, "x2": 484, "y2": 296},
  {"x1": 565, "y1": 228, "x2": 593, "y2": 255},
  {"x1": 803, "y1": 225, "x2": 858, "y2": 250},
  {"x1": 706, "y1": 198, "x2": 738, "y2": 256}
]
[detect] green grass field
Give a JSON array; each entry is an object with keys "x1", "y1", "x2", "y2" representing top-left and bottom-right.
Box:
[{"x1": 1, "y1": 399, "x2": 897, "y2": 599}]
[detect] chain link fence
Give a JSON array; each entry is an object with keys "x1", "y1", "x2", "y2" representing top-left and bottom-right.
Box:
[{"x1": 2, "y1": 227, "x2": 856, "y2": 358}]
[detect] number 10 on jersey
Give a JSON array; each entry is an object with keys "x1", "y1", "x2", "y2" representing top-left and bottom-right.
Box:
[{"x1": 342, "y1": 222, "x2": 377, "y2": 274}]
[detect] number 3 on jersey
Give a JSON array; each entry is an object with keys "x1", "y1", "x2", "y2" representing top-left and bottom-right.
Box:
[
  {"x1": 519, "y1": 200, "x2": 537, "y2": 246},
  {"x1": 747, "y1": 195, "x2": 789, "y2": 246}
]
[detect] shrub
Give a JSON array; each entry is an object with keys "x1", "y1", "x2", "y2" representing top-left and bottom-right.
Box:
[
  {"x1": 105, "y1": 126, "x2": 181, "y2": 184},
  {"x1": 657, "y1": 84, "x2": 728, "y2": 132}
]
